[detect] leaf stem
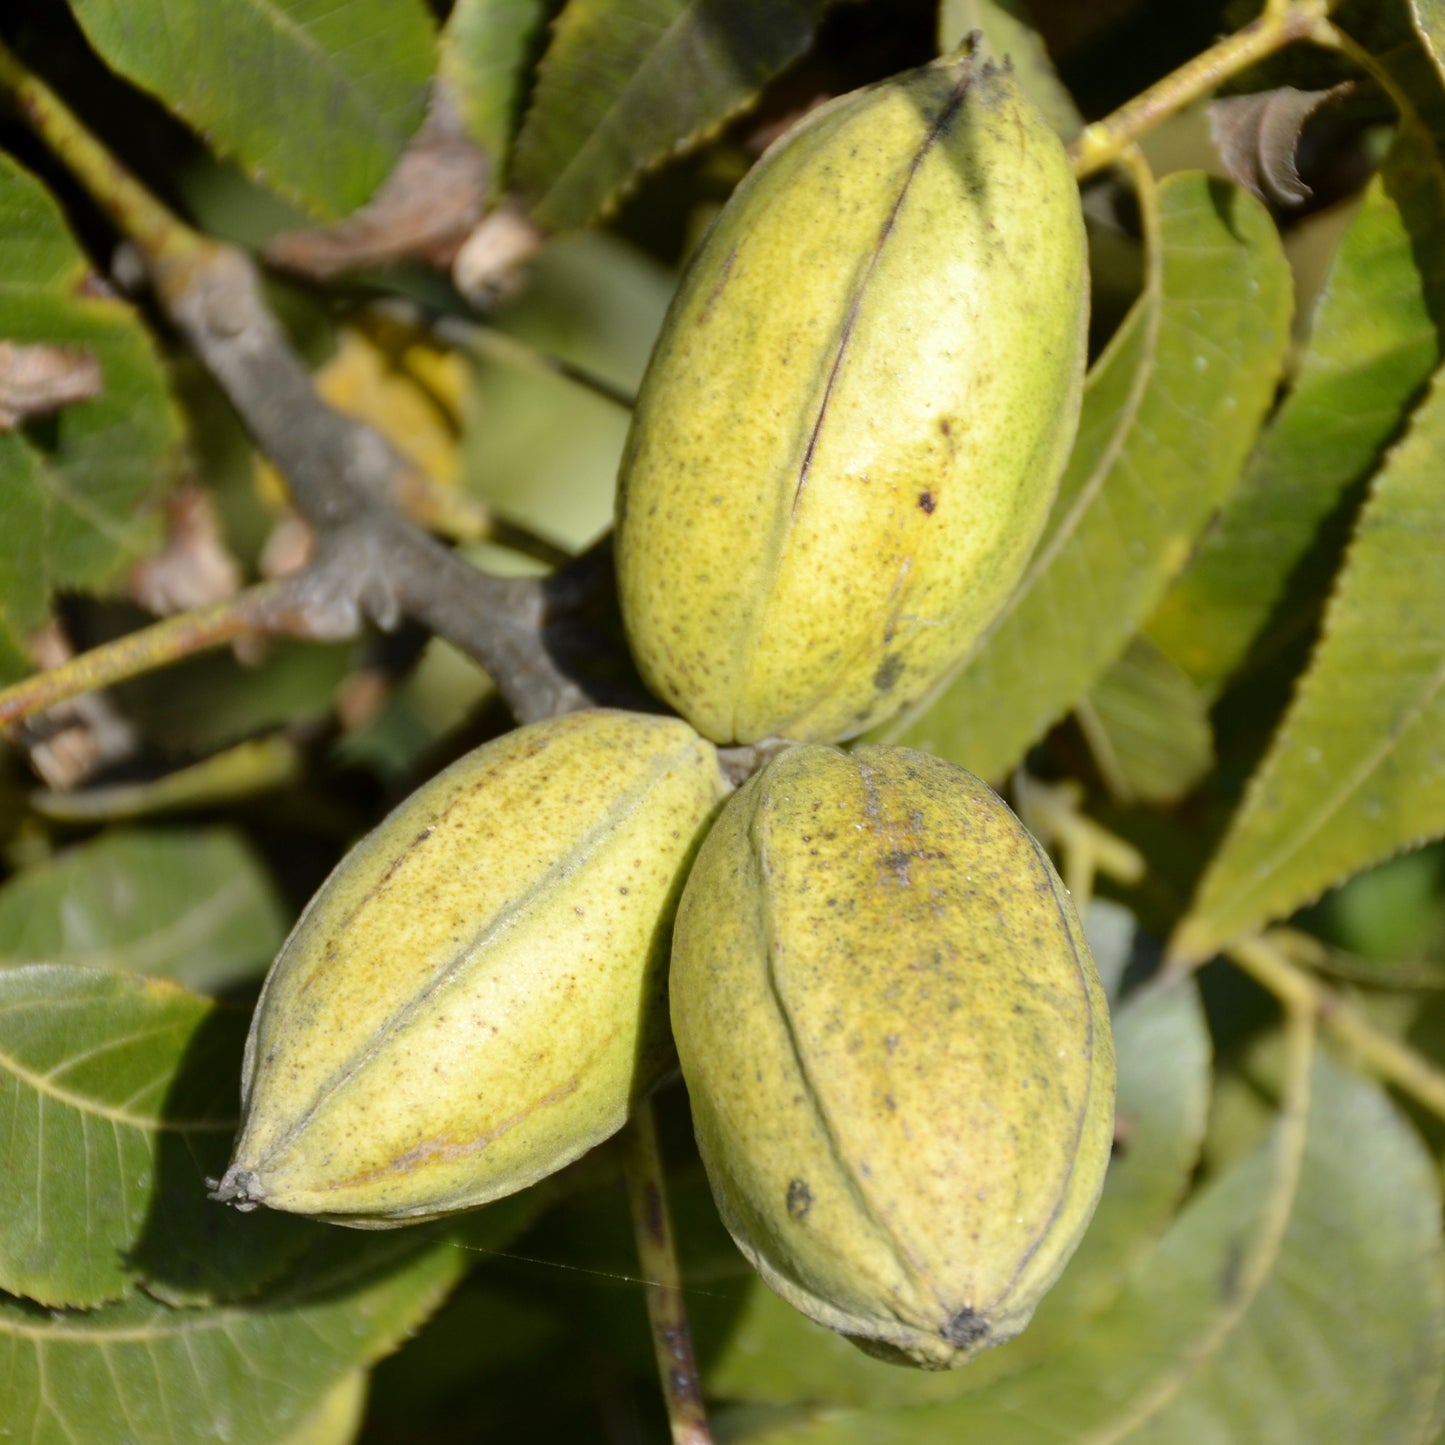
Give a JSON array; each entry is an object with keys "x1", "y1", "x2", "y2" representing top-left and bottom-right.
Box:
[
  {"x1": 1089, "y1": 989, "x2": 1315, "y2": 1443},
  {"x1": 618, "y1": 1099, "x2": 713, "y2": 1445},
  {"x1": 1069, "y1": 1, "x2": 1337, "y2": 180},
  {"x1": 1307, "y1": 17, "x2": 1432, "y2": 125},
  {"x1": 1014, "y1": 774, "x2": 1146, "y2": 911},
  {"x1": 433, "y1": 314, "x2": 638, "y2": 412},
  {"x1": 0, "y1": 583, "x2": 294, "y2": 731},
  {"x1": 1273, "y1": 927, "x2": 1445, "y2": 991},
  {"x1": 1228, "y1": 934, "x2": 1445, "y2": 1122}
]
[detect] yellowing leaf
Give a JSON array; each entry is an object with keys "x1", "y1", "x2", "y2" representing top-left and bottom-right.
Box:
[{"x1": 254, "y1": 320, "x2": 488, "y2": 540}]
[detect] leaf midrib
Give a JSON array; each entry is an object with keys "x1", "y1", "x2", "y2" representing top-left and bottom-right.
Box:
[{"x1": 0, "y1": 1025, "x2": 233, "y2": 1134}]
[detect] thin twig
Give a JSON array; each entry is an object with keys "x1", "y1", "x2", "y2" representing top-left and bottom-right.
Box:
[
  {"x1": 618, "y1": 1100, "x2": 713, "y2": 1445},
  {"x1": 1069, "y1": 1, "x2": 1338, "y2": 180},
  {"x1": 1272, "y1": 926, "x2": 1445, "y2": 991},
  {"x1": 1014, "y1": 774, "x2": 1146, "y2": 909},
  {"x1": 0, "y1": 43, "x2": 596, "y2": 726},
  {"x1": 0, "y1": 46, "x2": 192, "y2": 265},
  {"x1": 0, "y1": 582, "x2": 294, "y2": 730},
  {"x1": 427, "y1": 312, "x2": 638, "y2": 412},
  {"x1": 1228, "y1": 934, "x2": 1445, "y2": 1122}
]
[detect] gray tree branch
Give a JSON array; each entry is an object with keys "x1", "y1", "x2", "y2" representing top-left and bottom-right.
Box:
[{"x1": 153, "y1": 242, "x2": 599, "y2": 724}]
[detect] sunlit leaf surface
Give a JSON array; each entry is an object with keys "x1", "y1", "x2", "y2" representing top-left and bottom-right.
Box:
[
  {"x1": 511, "y1": 0, "x2": 832, "y2": 230},
  {"x1": 1174, "y1": 360, "x2": 1445, "y2": 964},
  {"x1": 1149, "y1": 124, "x2": 1445, "y2": 697},
  {"x1": 66, "y1": 0, "x2": 434, "y2": 217}
]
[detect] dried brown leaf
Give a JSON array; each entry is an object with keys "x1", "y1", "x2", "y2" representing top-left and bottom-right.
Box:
[
  {"x1": 1208, "y1": 84, "x2": 1354, "y2": 208},
  {"x1": 0, "y1": 341, "x2": 102, "y2": 428},
  {"x1": 265, "y1": 91, "x2": 490, "y2": 278},
  {"x1": 128, "y1": 485, "x2": 243, "y2": 615},
  {"x1": 451, "y1": 200, "x2": 545, "y2": 305}
]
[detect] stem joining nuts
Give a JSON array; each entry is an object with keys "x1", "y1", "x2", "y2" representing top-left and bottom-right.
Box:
[{"x1": 670, "y1": 743, "x2": 1116, "y2": 1367}]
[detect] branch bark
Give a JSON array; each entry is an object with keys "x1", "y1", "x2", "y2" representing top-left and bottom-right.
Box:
[{"x1": 0, "y1": 44, "x2": 603, "y2": 726}]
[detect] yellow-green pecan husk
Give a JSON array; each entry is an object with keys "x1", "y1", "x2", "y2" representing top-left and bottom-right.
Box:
[
  {"x1": 215, "y1": 710, "x2": 727, "y2": 1227},
  {"x1": 615, "y1": 52, "x2": 1088, "y2": 746},
  {"x1": 670, "y1": 744, "x2": 1115, "y2": 1368}
]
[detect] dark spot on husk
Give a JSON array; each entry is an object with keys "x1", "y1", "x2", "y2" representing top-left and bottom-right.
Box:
[
  {"x1": 873, "y1": 654, "x2": 904, "y2": 694},
  {"x1": 786, "y1": 1178, "x2": 813, "y2": 1220},
  {"x1": 918, "y1": 490, "x2": 936, "y2": 513},
  {"x1": 944, "y1": 1308, "x2": 989, "y2": 1348}
]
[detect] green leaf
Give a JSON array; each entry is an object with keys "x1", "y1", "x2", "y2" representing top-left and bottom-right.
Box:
[
  {"x1": 117, "y1": 638, "x2": 354, "y2": 758},
  {"x1": 1414, "y1": 0, "x2": 1445, "y2": 82},
  {"x1": 1077, "y1": 636, "x2": 1216, "y2": 805},
  {"x1": 937, "y1": 0, "x2": 1081, "y2": 141},
  {"x1": 0, "y1": 828, "x2": 288, "y2": 993},
  {"x1": 1124, "y1": 1058, "x2": 1444, "y2": 1445},
  {"x1": 1173, "y1": 357, "x2": 1445, "y2": 965},
  {"x1": 510, "y1": 0, "x2": 833, "y2": 231},
  {"x1": 31, "y1": 735, "x2": 304, "y2": 824},
  {"x1": 0, "y1": 965, "x2": 314, "y2": 1308},
  {"x1": 1304, "y1": 844, "x2": 1445, "y2": 987},
  {"x1": 0, "y1": 155, "x2": 180, "y2": 682},
  {"x1": 731, "y1": 1056, "x2": 1444, "y2": 1445},
  {"x1": 441, "y1": 0, "x2": 552, "y2": 189},
  {"x1": 881, "y1": 171, "x2": 1292, "y2": 781},
  {"x1": 277, "y1": 1371, "x2": 368, "y2": 1445},
  {"x1": 65, "y1": 0, "x2": 435, "y2": 219},
  {"x1": 706, "y1": 971, "x2": 1212, "y2": 1408},
  {"x1": 1147, "y1": 124, "x2": 1445, "y2": 697},
  {"x1": 0, "y1": 1225, "x2": 465, "y2": 1445}
]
